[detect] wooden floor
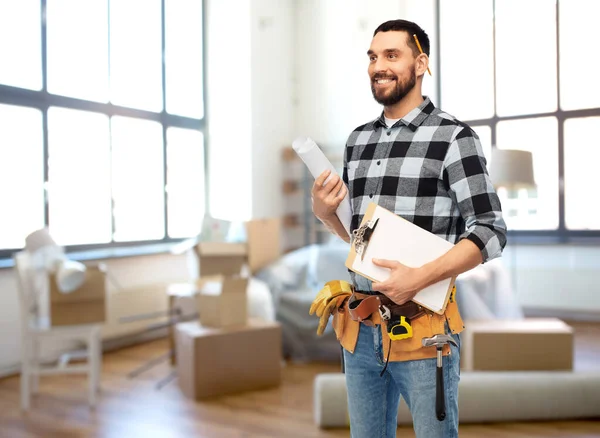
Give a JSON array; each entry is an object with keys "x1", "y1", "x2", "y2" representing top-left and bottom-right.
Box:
[{"x1": 1, "y1": 322, "x2": 599, "y2": 438}]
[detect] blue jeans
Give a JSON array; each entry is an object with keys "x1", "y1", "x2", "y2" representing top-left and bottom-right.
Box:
[{"x1": 343, "y1": 323, "x2": 461, "y2": 438}]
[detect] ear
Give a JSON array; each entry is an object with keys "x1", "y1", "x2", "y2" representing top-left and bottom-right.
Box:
[{"x1": 415, "y1": 53, "x2": 430, "y2": 77}]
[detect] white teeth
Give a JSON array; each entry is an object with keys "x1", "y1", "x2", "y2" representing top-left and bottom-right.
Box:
[{"x1": 377, "y1": 79, "x2": 393, "y2": 84}]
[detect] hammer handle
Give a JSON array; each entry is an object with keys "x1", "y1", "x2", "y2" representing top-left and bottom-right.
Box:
[{"x1": 436, "y1": 365, "x2": 446, "y2": 421}]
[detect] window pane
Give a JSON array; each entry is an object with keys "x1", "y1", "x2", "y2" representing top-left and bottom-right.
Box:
[
  {"x1": 471, "y1": 125, "x2": 492, "y2": 164},
  {"x1": 496, "y1": 117, "x2": 558, "y2": 230},
  {"x1": 46, "y1": 0, "x2": 109, "y2": 102},
  {"x1": 110, "y1": 0, "x2": 163, "y2": 111},
  {"x1": 495, "y1": 0, "x2": 557, "y2": 116},
  {"x1": 440, "y1": 0, "x2": 494, "y2": 120},
  {"x1": 0, "y1": 0, "x2": 42, "y2": 90},
  {"x1": 0, "y1": 105, "x2": 44, "y2": 249},
  {"x1": 559, "y1": 0, "x2": 600, "y2": 110},
  {"x1": 165, "y1": 0, "x2": 204, "y2": 118},
  {"x1": 48, "y1": 108, "x2": 111, "y2": 245},
  {"x1": 111, "y1": 117, "x2": 165, "y2": 242},
  {"x1": 564, "y1": 117, "x2": 600, "y2": 230},
  {"x1": 166, "y1": 128, "x2": 205, "y2": 238}
]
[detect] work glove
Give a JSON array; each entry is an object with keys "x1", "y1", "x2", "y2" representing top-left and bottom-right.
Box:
[{"x1": 309, "y1": 280, "x2": 353, "y2": 336}]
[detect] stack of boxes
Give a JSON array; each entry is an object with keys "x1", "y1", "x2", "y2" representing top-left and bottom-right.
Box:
[{"x1": 175, "y1": 218, "x2": 284, "y2": 400}]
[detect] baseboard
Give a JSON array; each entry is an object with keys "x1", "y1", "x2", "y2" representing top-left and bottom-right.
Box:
[
  {"x1": 523, "y1": 306, "x2": 600, "y2": 322},
  {"x1": 0, "y1": 364, "x2": 20, "y2": 380}
]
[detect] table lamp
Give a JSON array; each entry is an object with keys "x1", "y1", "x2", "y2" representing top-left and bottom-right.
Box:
[{"x1": 24, "y1": 228, "x2": 87, "y2": 294}]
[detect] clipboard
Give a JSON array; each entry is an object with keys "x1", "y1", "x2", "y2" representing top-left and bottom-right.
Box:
[{"x1": 345, "y1": 202, "x2": 456, "y2": 315}]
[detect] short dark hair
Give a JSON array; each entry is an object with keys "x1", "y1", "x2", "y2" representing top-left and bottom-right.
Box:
[{"x1": 373, "y1": 19, "x2": 430, "y2": 58}]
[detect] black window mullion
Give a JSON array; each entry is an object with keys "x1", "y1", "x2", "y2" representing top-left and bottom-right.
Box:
[
  {"x1": 556, "y1": 0, "x2": 566, "y2": 234},
  {"x1": 201, "y1": 0, "x2": 210, "y2": 214}
]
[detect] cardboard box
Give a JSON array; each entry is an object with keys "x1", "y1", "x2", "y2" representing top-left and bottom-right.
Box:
[
  {"x1": 49, "y1": 265, "x2": 106, "y2": 326},
  {"x1": 246, "y1": 218, "x2": 281, "y2": 274},
  {"x1": 176, "y1": 318, "x2": 282, "y2": 400},
  {"x1": 194, "y1": 242, "x2": 247, "y2": 277},
  {"x1": 198, "y1": 276, "x2": 248, "y2": 328},
  {"x1": 461, "y1": 318, "x2": 574, "y2": 371}
]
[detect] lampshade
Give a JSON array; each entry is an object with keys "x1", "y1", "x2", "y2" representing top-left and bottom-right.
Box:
[
  {"x1": 25, "y1": 227, "x2": 58, "y2": 253},
  {"x1": 489, "y1": 149, "x2": 536, "y2": 190},
  {"x1": 25, "y1": 228, "x2": 64, "y2": 270},
  {"x1": 56, "y1": 259, "x2": 87, "y2": 294}
]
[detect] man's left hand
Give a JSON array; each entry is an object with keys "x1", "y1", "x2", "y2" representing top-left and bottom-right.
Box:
[{"x1": 371, "y1": 258, "x2": 426, "y2": 305}]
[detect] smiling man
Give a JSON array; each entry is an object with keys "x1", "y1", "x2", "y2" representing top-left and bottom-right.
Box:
[{"x1": 311, "y1": 20, "x2": 507, "y2": 437}]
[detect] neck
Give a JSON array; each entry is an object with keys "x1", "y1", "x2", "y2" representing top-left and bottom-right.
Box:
[{"x1": 383, "y1": 86, "x2": 424, "y2": 119}]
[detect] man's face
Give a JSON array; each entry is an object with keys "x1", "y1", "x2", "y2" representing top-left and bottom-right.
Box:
[{"x1": 368, "y1": 31, "x2": 417, "y2": 106}]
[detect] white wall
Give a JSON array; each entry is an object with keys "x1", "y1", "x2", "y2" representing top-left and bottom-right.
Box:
[
  {"x1": 294, "y1": 0, "x2": 438, "y2": 149},
  {"x1": 207, "y1": 0, "x2": 296, "y2": 221},
  {"x1": 250, "y1": 0, "x2": 295, "y2": 219}
]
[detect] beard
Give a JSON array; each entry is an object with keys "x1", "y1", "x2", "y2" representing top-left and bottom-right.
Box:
[{"x1": 371, "y1": 68, "x2": 417, "y2": 106}]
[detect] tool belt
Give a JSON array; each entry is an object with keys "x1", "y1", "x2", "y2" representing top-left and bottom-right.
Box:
[
  {"x1": 348, "y1": 291, "x2": 427, "y2": 341},
  {"x1": 348, "y1": 292, "x2": 426, "y2": 324}
]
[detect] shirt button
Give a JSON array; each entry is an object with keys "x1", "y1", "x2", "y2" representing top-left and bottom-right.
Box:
[
  {"x1": 369, "y1": 194, "x2": 373, "y2": 198},
  {"x1": 387, "y1": 131, "x2": 391, "y2": 136},
  {"x1": 377, "y1": 160, "x2": 381, "y2": 165}
]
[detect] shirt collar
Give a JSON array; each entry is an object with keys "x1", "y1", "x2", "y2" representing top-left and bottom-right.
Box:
[{"x1": 373, "y1": 96, "x2": 435, "y2": 132}]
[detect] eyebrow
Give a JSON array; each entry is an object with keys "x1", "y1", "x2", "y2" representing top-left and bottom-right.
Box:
[{"x1": 367, "y1": 48, "x2": 400, "y2": 56}]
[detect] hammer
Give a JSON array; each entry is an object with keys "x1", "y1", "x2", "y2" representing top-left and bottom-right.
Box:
[{"x1": 422, "y1": 334, "x2": 458, "y2": 421}]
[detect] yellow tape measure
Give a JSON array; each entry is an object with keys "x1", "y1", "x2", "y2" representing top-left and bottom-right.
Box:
[{"x1": 388, "y1": 316, "x2": 413, "y2": 341}]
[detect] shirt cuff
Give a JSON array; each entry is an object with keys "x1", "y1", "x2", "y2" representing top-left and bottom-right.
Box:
[{"x1": 460, "y1": 226, "x2": 505, "y2": 263}]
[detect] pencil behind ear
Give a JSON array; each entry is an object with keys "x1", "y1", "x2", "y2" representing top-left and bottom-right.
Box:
[{"x1": 413, "y1": 34, "x2": 432, "y2": 76}]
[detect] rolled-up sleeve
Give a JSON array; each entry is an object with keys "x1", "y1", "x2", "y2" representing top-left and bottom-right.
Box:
[{"x1": 443, "y1": 127, "x2": 507, "y2": 263}]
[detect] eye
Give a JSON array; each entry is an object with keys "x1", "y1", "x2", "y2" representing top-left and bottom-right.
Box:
[
  {"x1": 387, "y1": 53, "x2": 397, "y2": 60},
  {"x1": 369, "y1": 55, "x2": 377, "y2": 62}
]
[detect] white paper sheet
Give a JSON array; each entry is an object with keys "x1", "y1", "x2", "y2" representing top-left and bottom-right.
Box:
[{"x1": 292, "y1": 136, "x2": 352, "y2": 236}]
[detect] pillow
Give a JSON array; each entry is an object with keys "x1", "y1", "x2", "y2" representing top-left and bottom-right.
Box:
[{"x1": 254, "y1": 245, "x2": 316, "y2": 293}]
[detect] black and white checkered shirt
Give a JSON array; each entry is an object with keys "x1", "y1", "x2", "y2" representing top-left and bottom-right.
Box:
[{"x1": 343, "y1": 97, "x2": 507, "y2": 289}]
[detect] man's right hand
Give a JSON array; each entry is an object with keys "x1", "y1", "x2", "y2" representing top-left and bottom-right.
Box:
[{"x1": 311, "y1": 169, "x2": 347, "y2": 221}]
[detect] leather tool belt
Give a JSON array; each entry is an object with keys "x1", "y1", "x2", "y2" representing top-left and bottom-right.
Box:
[{"x1": 347, "y1": 291, "x2": 426, "y2": 327}]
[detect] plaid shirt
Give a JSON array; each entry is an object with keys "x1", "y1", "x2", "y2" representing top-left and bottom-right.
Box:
[{"x1": 343, "y1": 97, "x2": 507, "y2": 289}]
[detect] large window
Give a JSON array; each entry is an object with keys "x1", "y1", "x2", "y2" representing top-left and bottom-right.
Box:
[
  {"x1": 439, "y1": 0, "x2": 600, "y2": 239},
  {"x1": 0, "y1": 0, "x2": 206, "y2": 255}
]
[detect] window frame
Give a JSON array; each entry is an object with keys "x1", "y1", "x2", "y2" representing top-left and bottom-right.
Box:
[
  {"x1": 435, "y1": 0, "x2": 600, "y2": 243},
  {"x1": 0, "y1": 0, "x2": 209, "y2": 261}
]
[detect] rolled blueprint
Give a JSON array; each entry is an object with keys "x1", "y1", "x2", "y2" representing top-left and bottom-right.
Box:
[{"x1": 292, "y1": 136, "x2": 352, "y2": 236}]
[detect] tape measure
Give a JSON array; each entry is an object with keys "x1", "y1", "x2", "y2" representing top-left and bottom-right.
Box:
[{"x1": 387, "y1": 316, "x2": 413, "y2": 341}]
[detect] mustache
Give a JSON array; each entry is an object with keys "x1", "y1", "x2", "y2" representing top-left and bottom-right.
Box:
[{"x1": 371, "y1": 74, "x2": 397, "y2": 81}]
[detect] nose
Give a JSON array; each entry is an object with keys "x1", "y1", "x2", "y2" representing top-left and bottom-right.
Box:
[{"x1": 372, "y1": 57, "x2": 388, "y2": 77}]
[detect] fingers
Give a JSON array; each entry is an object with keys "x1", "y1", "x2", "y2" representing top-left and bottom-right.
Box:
[
  {"x1": 312, "y1": 171, "x2": 341, "y2": 197},
  {"x1": 326, "y1": 176, "x2": 344, "y2": 201},
  {"x1": 372, "y1": 258, "x2": 399, "y2": 269},
  {"x1": 371, "y1": 281, "x2": 387, "y2": 292},
  {"x1": 314, "y1": 169, "x2": 331, "y2": 189},
  {"x1": 335, "y1": 183, "x2": 348, "y2": 202}
]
